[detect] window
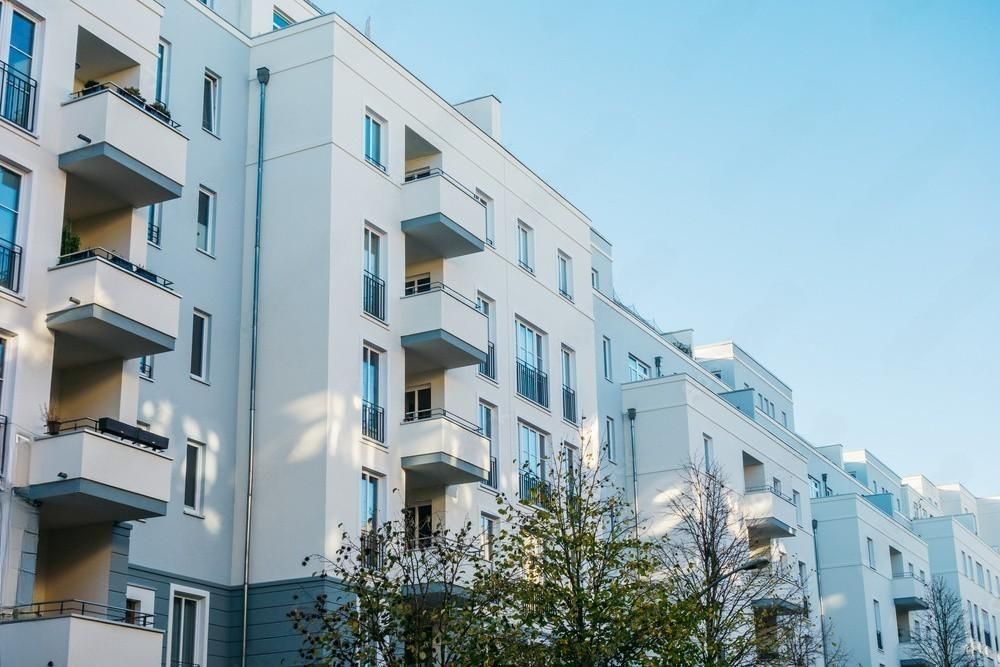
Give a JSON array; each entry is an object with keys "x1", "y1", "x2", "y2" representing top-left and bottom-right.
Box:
[
  {"x1": 962, "y1": 551, "x2": 968, "y2": 576},
  {"x1": 793, "y1": 490, "x2": 802, "y2": 525},
  {"x1": 772, "y1": 477, "x2": 782, "y2": 496},
  {"x1": 168, "y1": 588, "x2": 208, "y2": 667},
  {"x1": 602, "y1": 337, "x2": 613, "y2": 381},
  {"x1": 518, "y1": 422, "x2": 545, "y2": 479},
  {"x1": 977, "y1": 562, "x2": 985, "y2": 587},
  {"x1": 146, "y1": 204, "x2": 162, "y2": 246},
  {"x1": 360, "y1": 471, "x2": 381, "y2": 532},
  {"x1": 404, "y1": 274, "x2": 431, "y2": 295},
  {"x1": 867, "y1": 537, "x2": 876, "y2": 569},
  {"x1": 591, "y1": 268, "x2": 599, "y2": 289},
  {"x1": 475, "y1": 189, "x2": 494, "y2": 246},
  {"x1": 0, "y1": 165, "x2": 23, "y2": 291},
  {"x1": 702, "y1": 435, "x2": 713, "y2": 469},
  {"x1": 139, "y1": 354, "x2": 154, "y2": 380},
  {"x1": 873, "y1": 599, "x2": 883, "y2": 650},
  {"x1": 190, "y1": 311, "x2": 211, "y2": 381},
  {"x1": 184, "y1": 440, "x2": 205, "y2": 512},
  {"x1": 364, "y1": 112, "x2": 385, "y2": 171},
  {"x1": 711, "y1": 369, "x2": 723, "y2": 380},
  {"x1": 561, "y1": 346, "x2": 576, "y2": 423},
  {"x1": 362, "y1": 227, "x2": 385, "y2": 320},
  {"x1": 154, "y1": 39, "x2": 170, "y2": 103},
  {"x1": 781, "y1": 411, "x2": 788, "y2": 427},
  {"x1": 557, "y1": 252, "x2": 572, "y2": 299},
  {"x1": 361, "y1": 346, "x2": 383, "y2": 442},
  {"x1": 1, "y1": 8, "x2": 37, "y2": 131},
  {"x1": 809, "y1": 476, "x2": 821, "y2": 499},
  {"x1": 196, "y1": 187, "x2": 216, "y2": 254},
  {"x1": 627, "y1": 354, "x2": 650, "y2": 382},
  {"x1": 563, "y1": 442, "x2": 579, "y2": 486},
  {"x1": 516, "y1": 222, "x2": 533, "y2": 272},
  {"x1": 477, "y1": 295, "x2": 496, "y2": 380},
  {"x1": 125, "y1": 585, "x2": 154, "y2": 626},
  {"x1": 272, "y1": 8, "x2": 293, "y2": 29},
  {"x1": 480, "y1": 514, "x2": 496, "y2": 560},
  {"x1": 405, "y1": 504, "x2": 433, "y2": 549},
  {"x1": 515, "y1": 320, "x2": 547, "y2": 407},
  {"x1": 798, "y1": 561, "x2": 807, "y2": 586},
  {"x1": 479, "y1": 401, "x2": 496, "y2": 487},
  {"x1": 604, "y1": 416, "x2": 616, "y2": 462},
  {"x1": 202, "y1": 70, "x2": 220, "y2": 134},
  {"x1": 403, "y1": 386, "x2": 431, "y2": 421}
]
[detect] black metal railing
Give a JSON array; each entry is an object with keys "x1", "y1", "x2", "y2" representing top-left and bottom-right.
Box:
[
  {"x1": 0, "y1": 238, "x2": 23, "y2": 292},
  {"x1": 365, "y1": 153, "x2": 387, "y2": 173},
  {"x1": 0, "y1": 60, "x2": 37, "y2": 132},
  {"x1": 486, "y1": 456, "x2": 498, "y2": 488},
  {"x1": 400, "y1": 281, "x2": 482, "y2": 312},
  {"x1": 562, "y1": 385, "x2": 576, "y2": 423},
  {"x1": 363, "y1": 270, "x2": 386, "y2": 320},
  {"x1": 0, "y1": 415, "x2": 7, "y2": 479},
  {"x1": 0, "y1": 599, "x2": 154, "y2": 627},
  {"x1": 516, "y1": 360, "x2": 549, "y2": 408},
  {"x1": 139, "y1": 357, "x2": 153, "y2": 379},
  {"x1": 147, "y1": 217, "x2": 161, "y2": 246},
  {"x1": 744, "y1": 485, "x2": 795, "y2": 506},
  {"x1": 559, "y1": 286, "x2": 572, "y2": 300},
  {"x1": 361, "y1": 400, "x2": 384, "y2": 443},
  {"x1": 47, "y1": 417, "x2": 168, "y2": 452},
  {"x1": 68, "y1": 81, "x2": 181, "y2": 129},
  {"x1": 519, "y1": 470, "x2": 551, "y2": 507},
  {"x1": 479, "y1": 341, "x2": 496, "y2": 380},
  {"x1": 360, "y1": 531, "x2": 384, "y2": 569},
  {"x1": 400, "y1": 408, "x2": 484, "y2": 436},
  {"x1": 518, "y1": 259, "x2": 534, "y2": 274},
  {"x1": 57, "y1": 247, "x2": 174, "y2": 289}
]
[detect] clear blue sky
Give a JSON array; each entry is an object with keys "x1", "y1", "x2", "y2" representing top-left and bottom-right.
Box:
[{"x1": 319, "y1": 1, "x2": 1000, "y2": 494}]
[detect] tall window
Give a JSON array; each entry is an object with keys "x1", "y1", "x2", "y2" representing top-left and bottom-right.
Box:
[
  {"x1": 0, "y1": 165, "x2": 22, "y2": 291},
  {"x1": 479, "y1": 401, "x2": 497, "y2": 488},
  {"x1": 403, "y1": 386, "x2": 431, "y2": 421},
  {"x1": 563, "y1": 442, "x2": 579, "y2": 487},
  {"x1": 154, "y1": 40, "x2": 170, "y2": 103},
  {"x1": 477, "y1": 294, "x2": 496, "y2": 380},
  {"x1": 362, "y1": 227, "x2": 385, "y2": 320},
  {"x1": 515, "y1": 320, "x2": 547, "y2": 406},
  {"x1": 405, "y1": 504, "x2": 433, "y2": 550},
  {"x1": 561, "y1": 346, "x2": 576, "y2": 423},
  {"x1": 793, "y1": 490, "x2": 802, "y2": 525},
  {"x1": 360, "y1": 471, "x2": 380, "y2": 532},
  {"x1": 591, "y1": 268, "x2": 600, "y2": 289},
  {"x1": 627, "y1": 354, "x2": 650, "y2": 381},
  {"x1": 202, "y1": 71, "x2": 220, "y2": 134},
  {"x1": 557, "y1": 252, "x2": 572, "y2": 299},
  {"x1": 798, "y1": 561, "x2": 808, "y2": 586},
  {"x1": 703, "y1": 435, "x2": 713, "y2": 469},
  {"x1": 272, "y1": 9, "x2": 293, "y2": 30},
  {"x1": 519, "y1": 422, "x2": 545, "y2": 478},
  {"x1": 1, "y1": 9, "x2": 36, "y2": 130},
  {"x1": 139, "y1": 354, "x2": 154, "y2": 380},
  {"x1": 146, "y1": 204, "x2": 162, "y2": 246},
  {"x1": 604, "y1": 416, "x2": 616, "y2": 462},
  {"x1": 190, "y1": 311, "x2": 211, "y2": 381},
  {"x1": 809, "y1": 475, "x2": 821, "y2": 499},
  {"x1": 517, "y1": 222, "x2": 532, "y2": 271},
  {"x1": 364, "y1": 112, "x2": 385, "y2": 171},
  {"x1": 602, "y1": 336, "x2": 613, "y2": 381},
  {"x1": 873, "y1": 599, "x2": 883, "y2": 650},
  {"x1": 867, "y1": 537, "x2": 876, "y2": 569},
  {"x1": 169, "y1": 591, "x2": 207, "y2": 667},
  {"x1": 515, "y1": 321, "x2": 543, "y2": 369},
  {"x1": 480, "y1": 514, "x2": 496, "y2": 560},
  {"x1": 361, "y1": 346, "x2": 383, "y2": 442},
  {"x1": 184, "y1": 440, "x2": 205, "y2": 512},
  {"x1": 196, "y1": 187, "x2": 216, "y2": 254},
  {"x1": 475, "y1": 189, "x2": 494, "y2": 246}
]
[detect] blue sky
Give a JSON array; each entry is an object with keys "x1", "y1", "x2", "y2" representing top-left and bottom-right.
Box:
[{"x1": 319, "y1": 1, "x2": 1000, "y2": 493}]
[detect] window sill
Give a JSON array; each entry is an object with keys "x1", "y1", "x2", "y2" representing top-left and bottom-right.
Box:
[
  {"x1": 514, "y1": 392, "x2": 551, "y2": 414},
  {"x1": 559, "y1": 292, "x2": 574, "y2": 303},
  {"x1": 139, "y1": 374, "x2": 154, "y2": 383},
  {"x1": 183, "y1": 508, "x2": 205, "y2": 519},
  {"x1": 0, "y1": 287, "x2": 26, "y2": 306},
  {"x1": 477, "y1": 372, "x2": 499, "y2": 387},
  {"x1": 147, "y1": 240, "x2": 161, "y2": 250},
  {"x1": 517, "y1": 262, "x2": 535, "y2": 276},
  {"x1": 189, "y1": 374, "x2": 211, "y2": 386},
  {"x1": 479, "y1": 483, "x2": 499, "y2": 495},
  {"x1": 361, "y1": 311, "x2": 390, "y2": 329},
  {"x1": 202, "y1": 127, "x2": 221, "y2": 140},
  {"x1": 360, "y1": 435, "x2": 388, "y2": 449},
  {"x1": 562, "y1": 418, "x2": 578, "y2": 428},
  {"x1": 364, "y1": 157, "x2": 391, "y2": 179},
  {"x1": 195, "y1": 247, "x2": 216, "y2": 260},
  {"x1": 0, "y1": 115, "x2": 39, "y2": 142}
]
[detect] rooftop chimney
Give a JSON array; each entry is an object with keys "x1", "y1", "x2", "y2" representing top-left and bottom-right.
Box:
[{"x1": 454, "y1": 95, "x2": 502, "y2": 142}]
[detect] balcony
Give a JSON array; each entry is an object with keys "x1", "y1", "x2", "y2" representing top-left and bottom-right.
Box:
[
  {"x1": 750, "y1": 596, "x2": 804, "y2": 616},
  {"x1": 401, "y1": 169, "x2": 486, "y2": 262},
  {"x1": 898, "y1": 641, "x2": 933, "y2": 667},
  {"x1": 892, "y1": 574, "x2": 929, "y2": 611},
  {"x1": 516, "y1": 360, "x2": 549, "y2": 409},
  {"x1": 400, "y1": 410, "x2": 489, "y2": 487},
  {"x1": 363, "y1": 270, "x2": 386, "y2": 321},
  {"x1": 742, "y1": 486, "x2": 796, "y2": 540},
  {"x1": 59, "y1": 84, "x2": 186, "y2": 216},
  {"x1": 400, "y1": 283, "x2": 488, "y2": 373},
  {"x1": 0, "y1": 600, "x2": 161, "y2": 666},
  {"x1": 46, "y1": 248, "x2": 180, "y2": 364},
  {"x1": 20, "y1": 419, "x2": 171, "y2": 527}
]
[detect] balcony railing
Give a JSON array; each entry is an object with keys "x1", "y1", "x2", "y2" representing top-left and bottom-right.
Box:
[
  {"x1": 744, "y1": 485, "x2": 795, "y2": 505},
  {"x1": 0, "y1": 237, "x2": 23, "y2": 292},
  {"x1": 0, "y1": 599, "x2": 154, "y2": 628},
  {"x1": 58, "y1": 247, "x2": 174, "y2": 289},
  {"x1": 516, "y1": 360, "x2": 549, "y2": 408},
  {"x1": 479, "y1": 341, "x2": 497, "y2": 380},
  {"x1": 360, "y1": 530, "x2": 384, "y2": 569},
  {"x1": 401, "y1": 408, "x2": 483, "y2": 435},
  {"x1": 0, "y1": 59, "x2": 37, "y2": 132},
  {"x1": 69, "y1": 81, "x2": 180, "y2": 129},
  {"x1": 48, "y1": 417, "x2": 168, "y2": 452},
  {"x1": 147, "y1": 216, "x2": 161, "y2": 246},
  {"x1": 0, "y1": 415, "x2": 7, "y2": 479},
  {"x1": 361, "y1": 400, "x2": 384, "y2": 443},
  {"x1": 362, "y1": 270, "x2": 386, "y2": 320},
  {"x1": 486, "y1": 455, "x2": 498, "y2": 489},
  {"x1": 562, "y1": 385, "x2": 577, "y2": 423},
  {"x1": 519, "y1": 470, "x2": 551, "y2": 507}
]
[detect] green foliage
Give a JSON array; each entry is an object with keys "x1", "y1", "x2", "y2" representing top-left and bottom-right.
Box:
[{"x1": 60, "y1": 226, "x2": 80, "y2": 256}]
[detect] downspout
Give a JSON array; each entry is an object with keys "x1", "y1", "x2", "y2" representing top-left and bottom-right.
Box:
[
  {"x1": 241, "y1": 66, "x2": 269, "y2": 667},
  {"x1": 811, "y1": 517, "x2": 829, "y2": 665},
  {"x1": 627, "y1": 408, "x2": 639, "y2": 538}
]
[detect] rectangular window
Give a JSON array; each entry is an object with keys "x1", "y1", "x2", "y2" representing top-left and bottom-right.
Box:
[
  {"x1": 364, "y1": 113, "x2": 385, "y2": 171},
  {"x1": 867, "y1": 537, "x2": 876, "y2": 569},
  {"x1": 480, "y1": 514, "x2": 496, "y2": 560},
  {"x1": 475, "y1": 189, "x2": 494, "y2": 246},
  {"x1": 202, "y1": 71, "x2": 219, "y2": 134},
  {"x1": 557, "y1": 252, "x2": 572, "y2": 299},
  {"x1": 190, "y1": 311, "x2": 211, "y2": 381},
  {"x1": 515, "y1": 320, "x2": 548, "y2": 407},
  {"x1": 602, "y1": 337, "x2": 613, "y2": 381},
  {"x1": 561, "y1": 346, "x2": 576, "y2": 423},
  {"x1": 155, "y1": 39, "x2": 170, "y2": 103},
  {"x1": 478, "y1": 401, "x2": 497, "y2": 488},
  {"x1": 146, "y1": 204, "x2": 162, "y2": 246},
  {"x1": 518, "y1": 422, "x2": 545, "y2": 478},
  {"x1": 477, "y1": 294, "x2": 496, "y2": 380},
  {"x1": 196, "y1": 187, "x2": 216, "y2": 254},
  {"x1": 169, "y1": 590, "x2": 207, "y2": 667},
  {"x1": 798, "y1": 561, "x2": 807, "y2": 586},
  {"x1": 604, "y1": 416, "x2": 616, "y2": 462},
  {"x1": 873, "y1": 599, "x2": 883, "y2": 650},
  {"x1": 0, "y1": 165, "x2": 23, "y2": 291},
  {"x1": 184, "y1": 440, "x2": 204, "y2": 512},
  {"x1": 781, "y1": 411, "x2": 788, "y2": 427},
  {"x1": 772, "y1": 477, "x2": 782, "y2": 496},
  {"x1": 272, "y1": 8, "x2": 293, "y2": 30},
  {"x1": 793, "y1": 490, "x2": 802, "y2": 525},
  {"x1": 809, "y1": 475, "x2": 821, "y2": 499},
  {"x1": 977, "y1": 562, "x2": 985, "y2": 587},
  {"x1": 362, "y1": 227, "x2": 385, "y2": 320},
  {"x1": 139, "y1": 354, "x2": 154, "y2": 380},
  {"x1": 702, "y1": 435, "x2": 713, "y2": 469},
  {"x1": 962, "y1": 551, "x2": 968, "y2": 576},
  {"x1": 403, "y1": 385, "x2": 431, "y2": 421},
  {"x1": 591, "y1": 268, "x2": 599, "y2": 289},
  {"x1": 360, "y1": 471, "x2": 380, "y2": 532},
  {"x1": 517, "y1": 222, "x2": 533, "y2": 272},
  {"x1": 627, "y1": 354, "x2": 650, "y2": 382},
  {"x1": 404, "y1": 504, "x2": 433, "y2": 549},
  {"x1": 361, "y1": 346, "x2": 383, "y2": 442},
  {"x1": 404, "y1": 274, "x2": 431, "y2": 295},
  {"x1": 1, "y1": 9, "x2": 37, "y2": 131}
]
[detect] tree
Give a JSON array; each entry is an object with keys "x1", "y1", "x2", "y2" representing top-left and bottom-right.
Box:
[
  {"x1": 468, "y1": 441, "x2": 700, "y2": 666},
  {"x1": 761, "y1": 612, "x2": 854, "y2": 667},
  {"x1": 910, "y1": 576, "x2": 982, "y2": 667},
  {"x1": 662, "y1": 462, "x2": 813, "y2": 667},
  {"x1": 288, "y1": 512, "x2": 488, "y2": 666}
]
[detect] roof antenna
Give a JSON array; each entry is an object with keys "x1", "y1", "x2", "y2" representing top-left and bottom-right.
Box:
[{"x1": 364, "y1": 16, "x2": 373, "y2": 39}]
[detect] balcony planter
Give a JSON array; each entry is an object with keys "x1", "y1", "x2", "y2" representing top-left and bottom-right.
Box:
[{"x1": 81, "y1": 80, "x2": 101, "y2": 96}]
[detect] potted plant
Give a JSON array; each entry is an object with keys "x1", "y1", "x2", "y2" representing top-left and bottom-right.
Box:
[
  {"x1": 149, "y1": 100, "x2": 171, "y2": 121},
  {"x1": 122, "y1": 86, "x2": 146, "y2": 106},
  {"x1": 81, "y1": 80, "x2": 101, "y2": 95},
  {"x1": 60, "y1": 225, "x2": 81, "y2": 256},
  {"x1": 40, "y1": 404, "x2": 60, "y2": 436}
]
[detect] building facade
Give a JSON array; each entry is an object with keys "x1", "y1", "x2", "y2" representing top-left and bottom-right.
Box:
[{"x1": 0, "y1": 1, "x2": 994, "y2": 666}]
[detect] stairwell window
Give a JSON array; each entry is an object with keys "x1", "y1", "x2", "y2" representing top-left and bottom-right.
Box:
[
  {"x1": 190, "y1": 311, "x2": 211, "y2": 381},
  {"x1": 602, "y1": 337, "x2": 613, "y2": 381},
  {"x1": 873, "y1": 599, "x2": 883, "y2": 650},
  {"x1": 591, "y1": 268, "x2": 600, "y2": 290},
  {"x1": 155, "y1": 40, "x2": 170, "y2": 104},
  {"x1": 184, "y1": 440, "x2": 205, "y2": 513},
  {"x1": 557, "y1": 252, "x2": 572, "y2": 300},
  {"x1": 793, "y1": 490, "x2": 802, "y2": 525},
  {"x1": 202, "y1": 70, "x2": 220, "y2": 134},
  {"x1": 866, "y1": 537, "x2": 876, "y2": 569},
  {"x1": 517, "y1": 222, "x2": 533, "y2": 272},
  {"x1": 364, "y1": 111, "x2": 386, "y2": 172},
  {"x1": 195, "y1": 187, "x2": 216, "y2": 255}
]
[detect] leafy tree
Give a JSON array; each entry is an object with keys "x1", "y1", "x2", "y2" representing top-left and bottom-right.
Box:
[{"x1": 910, "y1": 576, "x2": 983, "y2": 667}]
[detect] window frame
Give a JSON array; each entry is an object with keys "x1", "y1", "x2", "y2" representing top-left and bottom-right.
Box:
[
  {"x1": 516, "y1": 221, "x2": 533, "y2": 272},
  {"x1": 0, "y1": 6, "x2": 39, "y2": 132},
  {"x1": 557, "y1": 251, "x2": 572, "y2": 299},
  {"x1": 195, "y1": 186, "x2": 216, "y2": 256},
  {"x1": 183, "y1": 439, "x2": 205, "y2": 514},
  {"x1": 601, "y1": 336, "x2": 613, "y2": 381},
  {"x1": 155, "y1": 38, "x2": 170, "y2": 104},
  {"x1": 360, "y1": 470, "x2": 382, "y2": 532},
  {"x1": 146, "y1": 203, "x2": 162, "y2": 247},
  {"x1": 604, "y1": 416, "x2": 616, "y2": 463},
  {"x1": 475, "y1": 188, "x2": 494, "y2": 246},
  {"x1": 364, "y1": 110, "x2": 387, "y2": 172},
  {"x1": 627, "y1": 354, "x2": 650, "y2": 382},
  {"x1": 189, "y1": 310, "x2": 211, "y2": 382},
  {"x1": 165, "y1": 584, "x2": 210, "y2": 667},
  {"x1": 202, "y1": 69, "x2": 220, "y2": 135},
  {"x1": 272, "y1": 8, "x2": 293, "y2": 30},
  {"x1": 0, "y1": 161, "x2": 25, "y2": 293}
]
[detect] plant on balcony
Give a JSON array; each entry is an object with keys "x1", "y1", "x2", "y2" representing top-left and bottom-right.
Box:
[
  {"x1": 39, "y1": 404, "x2": 59, "y2": 435},
  {"x1": 60, "y1": 225, "x2": 81, "y2": 256},
  {"x1": 121, "y1": 86, "x2": 146, "y2": 106},
  {"x1": 149, "y1": 100, "x2": 171, "y2": 120},
  {"x1": 81, "y1": 80, "x2": 101, "y2": 95}
]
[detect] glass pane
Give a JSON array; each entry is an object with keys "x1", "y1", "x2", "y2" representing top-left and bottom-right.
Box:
[
  {"x1": 0, "y1": 168, "x2": 20, "y2": 242},
  {"x1": 155, "y1": 43, "x2": 166, "y2": 102},
  {"x1": 202, "y1": 77, "x2": 214, "y2": 130},
  {"x1": 190, "y1": 316, "x2": 205, "y2": 376},
  {"x1": 171, "y1": 596, "x2": 182, "y2": 660},
  {"x1": 184, "y1": 445, "x2": 198, "y2": 508},
  {"x1": 8, "y1": 14, "x2": 35, "y2": 75},
  {"x1": 196, "y1": 192, "x2": 210, "y2": 251},
  {"x1": 182, "y1": 598, "x2": 197, "y2": 662}
]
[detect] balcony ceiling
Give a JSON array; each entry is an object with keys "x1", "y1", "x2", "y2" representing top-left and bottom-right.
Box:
[{"x1": 75, "y1": 28, "x2": 138, "y2": 83}]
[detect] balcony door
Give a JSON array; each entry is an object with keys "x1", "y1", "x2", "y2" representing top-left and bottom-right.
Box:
[
  {"x1": 2, "y1": 9, "x2": 35, "y2": 129},
  {"x1": 519, "y1": 423, "x2": 545, "y2": 479},
  {"x1": 404, "y1": 386, "x2": 431, "y2": 421},
  {"x1": 516, "y1": 321, "x2": 543, "y2": 370}
]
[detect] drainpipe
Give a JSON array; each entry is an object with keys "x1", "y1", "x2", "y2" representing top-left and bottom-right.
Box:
[
  {"x1": 627, "y1": 408, "x2": 639, "y2": 538},
  {"x1": 241, "y1": 66, "x2": 269, "y2": 667},
  {"x1": 811, "y1": 518, "x2": 829, "y2": 665}
]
